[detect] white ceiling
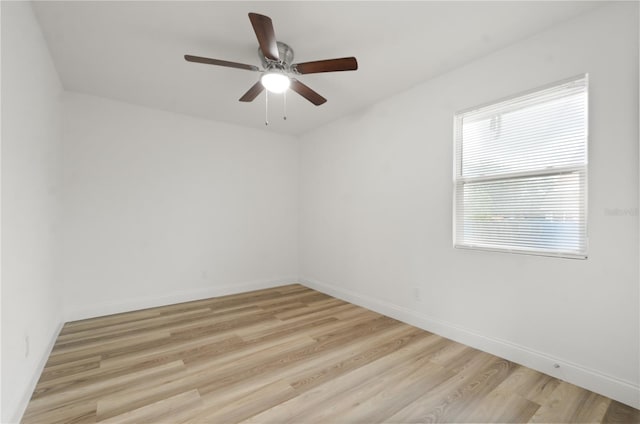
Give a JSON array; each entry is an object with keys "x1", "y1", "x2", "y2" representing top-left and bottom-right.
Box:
[{"x1": 32, "y1": 1, "x2": 600, "y2": 135}]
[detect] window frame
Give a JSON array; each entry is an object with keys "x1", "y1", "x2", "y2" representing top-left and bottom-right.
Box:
[{"x1": 453, "y1": 74, "x2": 589, "y2": 259}]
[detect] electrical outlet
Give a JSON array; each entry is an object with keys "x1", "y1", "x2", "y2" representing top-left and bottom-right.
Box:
[
  {"x1": 413, "y1": 287, "x2": 421, "y2": 302},
  {"x1": 25, "y1": 335, "x2": 30, "y2": 358}
]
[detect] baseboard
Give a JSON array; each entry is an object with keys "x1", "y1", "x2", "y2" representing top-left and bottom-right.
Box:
[
  {"x1": 11, "y1": 320, "x2": 64, "y2": 424},
  {"x1": 64, "y1": 277, "x2": 298, "y2": 322},
  {"x1": 300, "y1": 277, "x2": 640, "y2": 409}
]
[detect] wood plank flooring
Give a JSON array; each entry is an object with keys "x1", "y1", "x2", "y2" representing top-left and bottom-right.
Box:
[{"x1": 23, "y1": 284, "x2": 639, "y2": 423}]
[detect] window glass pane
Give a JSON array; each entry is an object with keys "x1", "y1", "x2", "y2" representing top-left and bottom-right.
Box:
[
  {"x1": 456, "y1": 172, "x2": 586, "y2": 254},
  {"x1": 462, "y1": 85, "x2": 586, "y2": 178}
]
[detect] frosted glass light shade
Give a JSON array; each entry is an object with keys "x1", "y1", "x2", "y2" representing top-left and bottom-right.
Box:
[{"x1": 261, "y1": 72, "x2": 290, "y2": 93}]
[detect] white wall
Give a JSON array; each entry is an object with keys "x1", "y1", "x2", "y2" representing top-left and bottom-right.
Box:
[
  {"x1": 299, "y1": 3, "x2": 639, "y2": 407},
  {"x1": 1, "y1": 2, "x2": 65, "y2": 422},
  {"x1": 62, "y1": 93, "x2": 299, "y2": 320}
]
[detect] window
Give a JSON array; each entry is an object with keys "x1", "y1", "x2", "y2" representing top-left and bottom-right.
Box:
[{"x1": 454, "y1": 75, "x2": 588, "y2": 259}]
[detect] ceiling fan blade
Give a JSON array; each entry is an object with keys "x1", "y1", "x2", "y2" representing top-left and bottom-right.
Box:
[
  {"x1": 184, "y1": 55, "x2": 259, "y2": 71},
  {"x1": 239, "y1": 81, "x2": 265, "y2": 102},
  {"x1": 290, "y1": 79, "x2": 327, "y2": 106},
  {"x1": 248, "y1": 13, "x2": 280, "y2": 61},
  {"x1": 293, "y1": 57, "x2": 358, "y2": 74}
]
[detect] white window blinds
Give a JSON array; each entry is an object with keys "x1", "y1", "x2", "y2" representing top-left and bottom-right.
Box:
[{"x1": 454, "y1": 75, "x2": 588, "y2": 258}]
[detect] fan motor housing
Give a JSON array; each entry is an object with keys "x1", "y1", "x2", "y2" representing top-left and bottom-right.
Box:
[{"x1": 259, "y1": 41, "x2": 294, "y2": 70}]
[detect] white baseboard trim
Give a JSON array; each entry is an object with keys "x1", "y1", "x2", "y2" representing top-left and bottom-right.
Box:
[
  {"x1": 11, "y1": 320, "x2": 64, "y2": 424},
  {"x1": 300, "y1": 277, "x2": 640, "y2": 409},
  {"x1": 64, "y1": 277, "x2": 298, "y2": 322}
]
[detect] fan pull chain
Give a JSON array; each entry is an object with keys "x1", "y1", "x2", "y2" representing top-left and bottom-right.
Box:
[
  {"x1": 283, "y1": 90, "x2": 287, "y2": 121},
  {"x1": 265, "y1": 90, "x2": 269, "y2": 126}
]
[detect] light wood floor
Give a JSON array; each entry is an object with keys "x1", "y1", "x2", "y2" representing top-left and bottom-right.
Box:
[{"x1": 23, "y1": 284, "x2": 639, "y2": 423}]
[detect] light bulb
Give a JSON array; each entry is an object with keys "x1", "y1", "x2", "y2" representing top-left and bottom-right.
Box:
[{"x1": 261, "y1": 72, "x2": 290, "y2": 93}]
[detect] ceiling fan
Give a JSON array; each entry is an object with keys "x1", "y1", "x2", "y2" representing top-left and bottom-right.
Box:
[{"x1": 184, "y1": 12, "x2": 358, "y2": 107}]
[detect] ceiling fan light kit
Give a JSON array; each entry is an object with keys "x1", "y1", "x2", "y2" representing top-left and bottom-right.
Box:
[
  {"x1": 184, "y1": 12, "x2": 358, "y2": 124},
  {"x1": 261, "y1": 72, "x2": 290, "y2": 93}
]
